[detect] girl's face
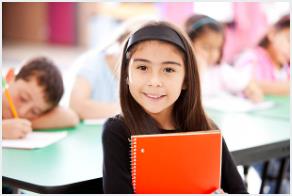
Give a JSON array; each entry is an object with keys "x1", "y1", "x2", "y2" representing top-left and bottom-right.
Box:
[
  {"x1": 270, "y1": 28, "x2": 290, "y2": 65},
  {"x1": 192, "y1": 30, "x2": 224, "y2": 66},
  {"x1": 128, "y1": 40, "x2": 185, "y2": 119}
]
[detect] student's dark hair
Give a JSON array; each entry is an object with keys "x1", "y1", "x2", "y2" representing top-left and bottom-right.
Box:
[
  {"x1": 15, "y1": 57, "x2": 64, "y2": 109},
  {"x1": 184, "y1": 14, "x2": 225, "y2": 64},
  {"x1": 259, "y1": 14, "x2": 290, "y2": 48},
  {"x1": 119, "y1": 21, "x2": 215, "y2": 135}
]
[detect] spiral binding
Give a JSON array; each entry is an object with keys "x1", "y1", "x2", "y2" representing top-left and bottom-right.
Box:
[{"x1": 130, "y1": 137, "x2": 137, "y2": 193}]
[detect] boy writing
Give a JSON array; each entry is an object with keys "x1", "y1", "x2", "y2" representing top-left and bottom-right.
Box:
[{"x1": 2, "y1": 57, "x2": 79, "y2": 139}]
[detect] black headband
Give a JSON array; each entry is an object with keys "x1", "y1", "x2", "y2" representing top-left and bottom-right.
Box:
[
  {"x1": 191, "y1": 17, "x2": 220, "y2": 31},
  {"x1": 126, "y1": 25, "x2": 186, "y2": 53}
]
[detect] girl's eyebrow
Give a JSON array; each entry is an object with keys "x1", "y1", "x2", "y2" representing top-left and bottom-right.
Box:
[
  {"x1": 133, "y1": 58, "x2": 150, "y2": 63},
  {"x1": 162, "y1": 61, "x2": 182, "y2": 66},
  {"x1": 133, "y1": 58, "x2": 182, "y2": 66}
]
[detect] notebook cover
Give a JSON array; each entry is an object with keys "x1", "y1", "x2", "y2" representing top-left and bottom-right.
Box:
[{"x1": 131, "y1": 130, "x2": 222, "y2": 194}]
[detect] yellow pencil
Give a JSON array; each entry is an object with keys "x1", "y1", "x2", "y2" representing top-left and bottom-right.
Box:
[{"x1": 4, "y1": 88, "x2": 19, "y2": 118}]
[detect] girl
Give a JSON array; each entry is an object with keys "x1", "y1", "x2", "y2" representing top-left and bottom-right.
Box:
[
  {"x1": 102, "y1": 21, "x2": 247, "y2": 193},
  {"x1": 235, "y1": 14, "x2": 290, "y2": 96},
  {"x1": 184, "y1": 14, "x2": 263, "y2": 102}
]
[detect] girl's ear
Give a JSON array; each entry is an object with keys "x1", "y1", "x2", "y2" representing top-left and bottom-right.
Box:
[{"x1": 126, "y1": 77, "x2": 129, "y2": 85}]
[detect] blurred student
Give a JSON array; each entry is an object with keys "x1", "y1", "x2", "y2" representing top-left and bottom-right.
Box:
[
  {"x1": 236, "y1": 14, "x2": 290, "y2": 193},
  {"x1": 235, "y1": 14, "x2": 290, "y2": 96},
  {"x1": 184, "y1": 14, "x2": 263, "y2": 102},
  {"x1": 102, "y1": 21, "x2": 247, "y2": 194},
  {"x1": 2, "y1": 57, "x2": 79, "y2": 139},
  {"x1": 70, "y1": 18, "x2": 151, "y2": 119}
]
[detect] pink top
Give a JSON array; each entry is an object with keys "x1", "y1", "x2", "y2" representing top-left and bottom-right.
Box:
[
  {"x1": 200, "y1": 63, "x2": 251, "y2": 97},
  {"x1": 222, "y1": 2, "x2": 268, "y2": 63},
  {"x1": 235, "y1": 47, "x2": 290, "y2": 81}
]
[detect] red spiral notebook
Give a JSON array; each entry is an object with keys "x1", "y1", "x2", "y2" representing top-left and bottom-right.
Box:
[{"x1": 130, "y1": 130, "x2": 222, "y2": 194}]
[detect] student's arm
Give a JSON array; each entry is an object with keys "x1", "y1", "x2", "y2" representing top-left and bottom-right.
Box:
[
  {"x1": 102, "y1": 117, "x2": 133, "y2": 193},
  {"x1": 2, "y1": 118, "x2": 32, "y2": 139},
  {"x1": 256, "y1": 80, "x2": 289, "y2": 96},
  {"x1": 31, "y1": 106, "x2": 79, "y2": 129},
  {"x1": 69, "y1": 77, "x2": 120, "y2": 119}
]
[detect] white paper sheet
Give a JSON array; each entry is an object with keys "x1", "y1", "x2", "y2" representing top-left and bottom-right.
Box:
[
  {"x1": 83, "y1": 118, "x2": 107, "y2": 125},
  {"x1": 203, "y1": 94, "x2": 274, "y2": 112},
  {"x1": 2, "y1": 131, "x2": 68, "y2": 149}
]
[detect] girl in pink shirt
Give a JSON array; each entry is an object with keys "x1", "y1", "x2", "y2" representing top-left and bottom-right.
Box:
[
  {"x1": 235, "y1": 14, "x2": 290, "y2": 95},
  {"x1": 184, "y1": 14, "x2": 263, "y2": 102}
]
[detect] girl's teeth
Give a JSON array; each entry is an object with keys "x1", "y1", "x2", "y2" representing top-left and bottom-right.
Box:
[
  {"x1": 148, "y1": 95, "x2": 160, "y2": 98},
  {"x1": 147, "y1": 94, "x2": 162, "y2": 98}
]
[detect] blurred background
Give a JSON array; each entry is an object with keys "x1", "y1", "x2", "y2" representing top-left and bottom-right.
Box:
[
  {"x1": 2, "y1": 2, "x2": 289, "y2": 65},
  {"x1": 3, "y1": 2, "x2": 289, "y2": 104}
]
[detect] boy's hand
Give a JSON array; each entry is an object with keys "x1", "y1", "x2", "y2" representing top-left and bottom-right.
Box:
[{"x1": 2, "y1": 119, "x2": 32, "y2": 139}]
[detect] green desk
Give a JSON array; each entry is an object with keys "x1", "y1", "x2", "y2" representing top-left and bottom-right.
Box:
[
  {"x1": 208, "y1": 112, "x2": 289, "y2": 165},
  {"x1": 2, "y1": 97, "x2": 290, "y2": 193},
  {"x1": 206, "y1": 95, "x2": 290, "y2": 165},
  {"x1": 249, "y1": 96, "x2": 290, "y2": 120},
  {"x1": 2, "y1": 124, "x2": 104, "y2": 193}
]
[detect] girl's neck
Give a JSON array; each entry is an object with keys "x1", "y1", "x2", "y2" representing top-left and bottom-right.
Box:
[{"x1": 149, "y1": 107, "x2": 175, "y2": 130}]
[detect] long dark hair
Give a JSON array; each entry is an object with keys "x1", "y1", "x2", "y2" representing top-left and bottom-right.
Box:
[
  {"x1": 184, "y1": 14, "x2": 225, "y2": 64},
  {"x1": 119, "y1": 21, "x2": 214, "y2": 135},
  {"x1": 259, "y1": 14, "x2": 290, "y2": 48}
]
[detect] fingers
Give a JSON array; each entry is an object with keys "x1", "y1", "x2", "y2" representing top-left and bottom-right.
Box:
[
  {"x1": 244, "y1": 87, "x2": 263, "y2": 103},
  {"x1": 17, "y1": 119, "x2": 32, "y2": 127},
  {"x1": 15, "y1": 119, "x2": 32, "y2": 139},
  {"x1": 3, "y1": 119, "x2": 32, "y2": 139},
  {"x1": 213, "y1": 188, "x2": 225, "y2": 194}
]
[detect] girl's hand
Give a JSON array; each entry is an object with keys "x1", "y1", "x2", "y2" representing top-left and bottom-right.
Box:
[
  {"x1": 212, "y1": 188, "x2": 226, "y2": 194},
  {"x1": 243, "y1": 80, "x2": 263, "y2": 103},
  {"x1": 2, "y1": 118, "x2": 32, "y2": 139}
]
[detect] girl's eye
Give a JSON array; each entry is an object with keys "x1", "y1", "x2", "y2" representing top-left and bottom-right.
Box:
[
  {"x1": 137, "y1": 65, "x2": 147, "y2": 71},
  {"x1": 164, "y1": 67, "x2": 175, "y2": 73}
]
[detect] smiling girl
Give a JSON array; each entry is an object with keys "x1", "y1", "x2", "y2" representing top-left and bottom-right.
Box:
[{"x1": 102, "y1": 21, "x2": 247, "y2": 194}]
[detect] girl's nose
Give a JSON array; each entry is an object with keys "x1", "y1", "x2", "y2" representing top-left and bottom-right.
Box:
[{"x1": 147, "y1": 72, "x2": 162, "y2": 87}]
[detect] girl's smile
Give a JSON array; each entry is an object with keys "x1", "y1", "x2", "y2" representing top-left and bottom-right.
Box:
[{"x1": 143, "y1": 92, "x2": 166, "y2": 101}]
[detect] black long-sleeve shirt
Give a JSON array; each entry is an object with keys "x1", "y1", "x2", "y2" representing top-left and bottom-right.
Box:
[{"x1": 102, "y1": 115, "x2": 248, "y2": 194}]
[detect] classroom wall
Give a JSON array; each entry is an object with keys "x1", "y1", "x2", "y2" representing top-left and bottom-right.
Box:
[
  {"x1": 48, "y1": 3, "x2": 77, "y2": 45},
  {"x1": 3, "y1": 2, "x2": 48, "y2": 43},
  {"x1": 3, "y1": 2, "x2": 77, "y2": 45}
]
